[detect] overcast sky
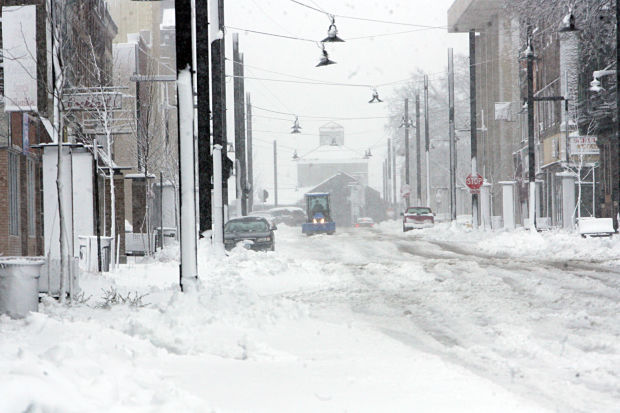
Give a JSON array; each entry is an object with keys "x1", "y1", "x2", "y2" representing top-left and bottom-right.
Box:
[{"x1": 224, "y1": 0, "x2": 468, "y2": 197}]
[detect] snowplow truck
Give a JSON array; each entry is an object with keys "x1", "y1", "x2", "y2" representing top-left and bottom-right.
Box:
[{"x1": 302, "y1": 192, "x2": 335, "y2": 235}]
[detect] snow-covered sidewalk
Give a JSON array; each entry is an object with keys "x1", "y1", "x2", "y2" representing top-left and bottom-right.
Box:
[{"x1": 1, "y1": 224, "x2": 618, "y2": 412}]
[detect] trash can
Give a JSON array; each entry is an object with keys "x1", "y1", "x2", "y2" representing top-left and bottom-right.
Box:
[{"x1": 0, "y1": 258, "x2": 45, "y2": 318}]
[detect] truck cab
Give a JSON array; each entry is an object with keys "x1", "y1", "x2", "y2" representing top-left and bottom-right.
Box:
[{"x1": 302, "y1": 193, "x2": 336, "y2": 235}]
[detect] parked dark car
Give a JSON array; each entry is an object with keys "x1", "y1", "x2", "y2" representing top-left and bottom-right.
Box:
[
  {"x1": 267, "y1": 207, "x2": 307, "y2": 226},
  {"x1": 224, "y1": 216, "x2": 276, "y2": 251},
  {"x1": 403, "y1": 206, "x2": 434, "y2": 231}
]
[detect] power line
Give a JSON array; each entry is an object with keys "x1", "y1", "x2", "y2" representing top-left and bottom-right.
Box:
[
  {"x1": 226, "y1": 24, "x2": 445, "y2": 44},
  {"x1": 227, "y1": 73, "x2": 444, "y2": 89},
  {"x1": 347, "y1": 27, "x2": 443, "y2": 40},
  {"x1": 226, "y1": 57, "x2": 448, "y2": 88},
  {"x1": 288, "y1": 0, "x2": 326, "y2": 14},
  {"x1": 226, "y1": 74, "x2": 371, "y2": 88},
  {"x1": 252, "y1": 104, "x2": 391, "y2": 120},
  {"x1": 225, "y1": 25, "x2": 317, "y2": 42},
  {"x1": 253, "y1": 128, "x2": 386, "y2": 136},
  {"x1": 337, "y1": 14, "x2": 445, "y2": 30},
  {"x1": 287, "y1": 0, "x2": 447, "y2": 29},
  {"x1": 225, "y1": 57, "x2": 341, "y2": 83}
]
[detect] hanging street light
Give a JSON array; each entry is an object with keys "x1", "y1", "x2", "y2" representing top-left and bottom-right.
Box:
[
  {"x1": 292, "y1": 150, "x2": 299, "y2": 160},
  {"x1": 368, "y1": 88, "x2": 383, "y2": 103},
  {"x1": 590, "y1": 77, "x2": 604, "y2": 93},
  {"x1": 399, "y1": 115, "x2": 413, "y2": 129},
  {"x1": 316, "y1": 44, "x2": 336, "y2": 67},
  {"x1": 322, "y1": 15, "x2": 345, "y2": 42},
  {"x1": 559, "y1": 9, "x2": 579, "y2": 32},
  {"x1": 363, "y1": 149, "x2": 373, "y2": 159},
  {"x1": 291, "y1": 116, "x2": 302, "y2": 133}
]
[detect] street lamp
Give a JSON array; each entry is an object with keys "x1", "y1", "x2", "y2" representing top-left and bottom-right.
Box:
[
  {"x1": 316, "y1": 44, "x2": 336, "y2": 67},
  {"x1": 559, "y1": 9, "x2": 578, "y2": 32},
  {"x1": 321, "y1": 15, "x2": 345, "y2": 42},
  {"x1": 291, "y1": 116, "x2": 302, "y2": 133},
  {"x1": 368, "y1": 88, "x2": 383, "y2": 103},
  {"x1": 589, "y1": 69, "x2": 616, "y2": 92}
]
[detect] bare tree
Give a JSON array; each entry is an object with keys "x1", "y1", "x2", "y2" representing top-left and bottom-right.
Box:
[
  {"x1": 128, "y1": 61, "x2": 170, "y2": 255},
  {"x1": 386, "y1": 57, "x2": 471, "y2": 213}
]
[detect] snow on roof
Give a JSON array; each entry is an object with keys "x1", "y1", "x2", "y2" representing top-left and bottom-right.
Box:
[
  {"x1": 306, "y1": 171, "x2": 360, "y2": 192},
  {"x1": 319, "y1": 121, "x2": 344, "y2": 130},
  {"x1": 125, "y1": 173, "x2": 157, "y2": 179}
]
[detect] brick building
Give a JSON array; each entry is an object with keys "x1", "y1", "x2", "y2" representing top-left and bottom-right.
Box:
[{"x1": 0, "y1": 0, "x2": 118, "y2": 258}]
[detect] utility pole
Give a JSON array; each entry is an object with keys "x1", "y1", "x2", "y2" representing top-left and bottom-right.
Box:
[
  {"x1": 273, "y1": 140, "x2": 278, "y2": 207},
  {"x1": 525, "y1": 33, "x2": 537, "y2": 231},
  {"x1": 246, "y1": 93, "x2": 254, "y2": 213},
  {"x1": 616, "y1": 0, "x2": 620, "y2": 230},
  {"x1": 213, "y1": 144, "x2": 224, "y2": 250},
  {"x1": 448, "y1": 48, "x2": 457, "y2": 222},
  {"x1": 93, "y1": 139, "x2": 102, "y2": 273},
  {"x1": 387, "y1": 138, "x2": 392, "y2": 206},
  {"x1": 176, "y1": 0, "x2": 198, "y2": 291},
  {"x1": 197, "y1": 0, "x2": 212, "y2": 235},
  {"x1": 424, "y1": 75, "x2": 430, "y2": 207},
  {"x1": 392, "y1": 138, "x2": 397, "y2": 207},
  {"x1": 469, "y1": 30, "x2": 479, "y2": 229},
  {"x1": 404, "y1": 98, "x2": 411, "y2": 208},
  {"x1": 211, "y1": 0, "x2": 229, "y2": 224},
  {"x1": 232, "y1": 34, "x2": 247, "y2": 216},
  {"x1": 415, "y1": 90, "x2": 421, "y2": 206},
  {"x1": 160, "y1": 171, "x2": 164, "y2": 250},
  {"x1": 383, "y1": 160, "x2": 387, "y2": 201}
]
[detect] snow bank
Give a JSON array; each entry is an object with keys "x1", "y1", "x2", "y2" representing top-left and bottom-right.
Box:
[
  {"x1": 378, "y1": 219, "x2": 620, "y2": 265},
  {"x1": 1, "y1": 224, "x2": 588, "y2": 412}
]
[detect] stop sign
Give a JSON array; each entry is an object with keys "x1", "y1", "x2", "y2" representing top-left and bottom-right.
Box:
[{"x1": 465, "y1": 173, "x2": 484, "y2": 190}]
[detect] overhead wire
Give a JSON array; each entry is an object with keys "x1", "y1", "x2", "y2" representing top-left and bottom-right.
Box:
[
  {"x1": 226, "y1": 74, "x2": 371, "y2": 88},
  {"x1": 286, "y1": 0, "x2": 447, "y2": 29},
  {"x1": 225, "y1": 25, "x2": 317, "y2": 42},
  {"x1": 252, "y1": 105, "x2": 392, "y2": 120},
  {"x1": 226, "y1": 57, "x2": 450, "y2": 89}
]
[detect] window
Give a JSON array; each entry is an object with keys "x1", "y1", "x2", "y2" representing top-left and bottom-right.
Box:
[
  {"x1": 8, "y1": 152, "x2": 19, "y2": 236},
  {"x1": 27, "y1": 159, "x2": 35, "y2": 236}
]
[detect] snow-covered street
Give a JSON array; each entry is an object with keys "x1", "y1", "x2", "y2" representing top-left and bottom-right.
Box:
[{"x1": 1, "y1": 223, "x2": 619, "y2": 412}]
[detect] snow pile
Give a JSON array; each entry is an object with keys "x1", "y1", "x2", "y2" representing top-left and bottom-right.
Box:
[
  {"x1": 378, "y1": 219, "x2": 620, "y2": 265},
  {"x1": 4, "y1": 223, "x2": 606, "y2": 411}
]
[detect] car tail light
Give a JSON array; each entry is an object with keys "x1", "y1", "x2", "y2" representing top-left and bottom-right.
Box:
[{"x1": 355, "y1": 223, "x2": 359, "y2": 227}]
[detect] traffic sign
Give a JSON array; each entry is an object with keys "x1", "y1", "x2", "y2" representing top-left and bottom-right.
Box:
[{"x1": 465, "y1": 173, "x2": 484, "y2": 190}]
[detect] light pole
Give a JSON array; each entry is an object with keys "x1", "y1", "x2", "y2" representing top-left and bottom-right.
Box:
[
  {"x1": 524, "y1": 27, "x2": 572, "y2": 231},
  {"x1": 469, "y1": 30, "x2": 479, "y2": 229},
  {"x1": 590, "y1": 68, "x2": 619, "y2": 228},
  {"x1": 400, "y1": 99, "x2": 414, "y2": 208},
  {"x1": 424, "y1": 75, "x2": 430, "y2": 207},
  {"x1": 448, "y1": 48, "x2": 456, "y2": 222}
]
